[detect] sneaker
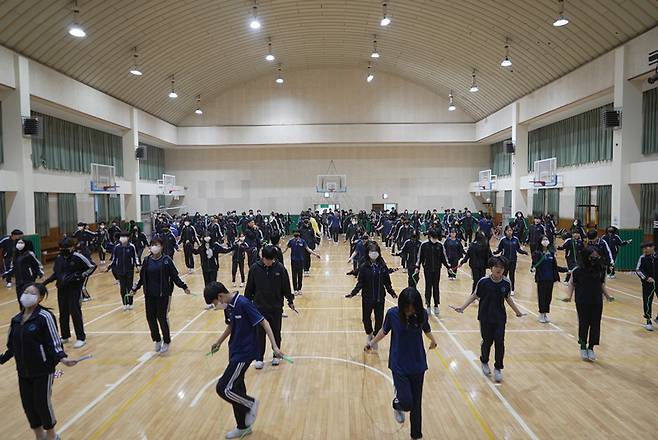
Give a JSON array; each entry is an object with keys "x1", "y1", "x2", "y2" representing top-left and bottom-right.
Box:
[
  {"x1": 73, "y1": 340, "x2": 86, "y2": 349},
  {"x1": 481, "y1": 362, "x2": 491, "y2": 376},
  {"x1": 272, "y1": 357, "x2": 280, "y2": 366},
  {"x1": 155, "y1": 341, "x2": 162, "y2": 352},
  {"x1": 82, "y1": 296, "x2": 92, "y2": 302},
  {"x1": 609, "y1": 274, "x2": 616, "y2": 279},
  {"x1": 61, "y1": 338, "x2": 70, "y2": 344},
  {"x1": 367, "y1": 334, "x2": 374, "y2": 344},
  {"x1": 122, "y1": 305, "x2": 128, "y2": 311},
  {"x1": 494, "y1": 369, "x2": 503, "y2": 383},
  {"x1": 586, "y1": 349, "x2": 596, "y2": 361},
  {"x1": 240, "y1": 282, "x2": 244, "y2": 288},
  {"x1": 101, "y1": 260, "x2": 106, "y2": 265},
  {"x1": 282, "y1": 311, "x2": 288, "y2": 318},
  {"x1": 393, "y1": 408, "x2": 405, "y2": 424},
  {"x1": 426, "y1": 306, "x2": 432, "y2": 316},
  {"x1": 510, "y1": 290, "x2": 515, "y2": 296},
  {"x1": 644, "y1": 323, "x2": 654, "y2": 331},
  {"x1": 159, "y1": 343, "x2": 169, "y2": 354},
  {"x1": 245, "y1": 399, "x2": 260, "y2": 427},
  {"x1": 127, "y1": 304, "x2": 134, "y2": 310},
  {"x1": 6, "y1": 282, "x2": 12, "y2": 288},
  {"x1": 188, "y1": 268, "x2": 194, "y2": 274},
  {"x1": 402, "y1": 268, "x2": 407, "y2": 273},
  {"x1": 538, "y1": 314, "x2": 547, "y2": 324},
  {"x1": 580, "y1": 349, "x2": 588, "y2": 360},
  {"x1": 372, "y1": 341, "x2": 378, "y2": 351},
  {"x1": 205, "y1": 303, "x2": 215, "y2": 310},
  {"x1": 543, "y1": 314, "x2": 551, "y2": 323},
  {"x1": 225, "y1": 427, "x2": 252, "y2": 439},
  {"x1": 254, "y1": 361, "x2": 264, "y2": 370},
  {"x1": 433, "y1": 306, "x2": 439, "y2": 316},
  {"x1": 296, "y1": 291, "x2": 302, "y2": 296},
  {"x1": 232, "y1": 282, "x2": 236, "y2": 287}
]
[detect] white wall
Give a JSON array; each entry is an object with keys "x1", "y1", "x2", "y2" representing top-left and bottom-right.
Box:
[{"x1": 166, "y1": 145, "x2": 489, "y2": 213}]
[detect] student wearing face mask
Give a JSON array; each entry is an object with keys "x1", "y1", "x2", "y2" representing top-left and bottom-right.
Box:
[
  {"x1": 108, "y1": 219, "x2": 121, "y2": 245},
  {"x1": 558, "y1": 231, "x2": 584, "y2": 284},
  {"x1": 414, "y1": 229, "x2": 452, "y2": 316},
  {"x1": 493, "y1": 225, "x2": 528, "y2": 295},
  {"x1": 43, "y1": 238, "x2": 96, "y2": 349},
  {"x1": 106, "y1": 232, "x2": 139, "y2": 311},
  {"x1": 1, "y1": 283, "x2": 80, "y2": 440},
  {"x1": 527, "y1": 217, "x2": 546, "y2": 254},
  {"x1": 512, "y1": 212, "x2": 527, "y2": 244},
  {"x1": 95, "y1": 221, "x2": 110, "y2": 264},
  {"x1": 395, "y1": 231, "x2": 422, "y2": 286},
  {"x1": 131, "y1": 238, "x2": 191, "y2": 354},
  {"x1": 231, "y1": 234, "x2": 250, "y2": 288},
  {"x1": 298, "y1": 219, "x2": 316, "y2": 275},
  {"x1": 346, "y1": 242, "x2": 397, "y2": 349},
  {"x1": 72, "y1": 222, "x2": 96, "y2": 255},
  {"x1": 193, "y1": 233, "x2": 233, "y2": 287},
  {"x1": 601, "y1": 226, "x2": 631, "y2": 279},
  {"x1": 1, "y1": 239, "x2": 44, "y2": 308},
  {"x1": 130, "y1": 225, "x2": 149, "y2": 264},
  {"x1": 346, "y1": 233, "x2": 369, "y2": 277},
  {"x1": 444, "y1": 229, "x2": 466, "y2": 281},
  {"x1": 365, "y1": 287, "x2": 437, "y2": 440},
  {"x1": 157, "y1": 226, "x2": 179, "y2": 259},
  {"x1": 179, "y1": 218, "x2": 200, "y2": 274},
  {"x1": 565, "y1": 247, "x2": 615, "y2": 361},
  {"x1": 1, "y1": 229, "x2": 24, "y2": 288},
  {"x1": 284, "y1": 230, "x2": 320, "y2": 295},
  {"x1": 461, "y1": 212, "x2": 475, "y2": 245},
  {"x1": 459, "y1": 231, "x2": 493, "y2": 293},
  {"x1": 531, "y1": 235, "x2": 564, "y2": 323}
]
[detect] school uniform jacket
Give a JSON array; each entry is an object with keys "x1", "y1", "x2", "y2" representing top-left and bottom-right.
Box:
[
  {"x1": 602, "y1": 234, "x2": 630, "y2": 259},
  {"x1": 557, "y1": 238, "x2": 584, "y2": 267},
  {"x1": 460, "y1": 242, "x2": 493, "y2": 270},
  {"x1": 396, "y1": 239, "x2": 421, "y2": 268},
  {"x1": 416, "y1": 240, "x2": 451, "y2": 273},
  {"x1": 43, "y1": 252, "x2": 96, "y2": 289},
  {"x1": 108, "y1": 244, "x2": 139, "y2": 276},
  {"x1": 179, "y1": 225, "x2": 200, "y2": 246},
  {"x1": 134, "y1": 255, "x2": 188, "y2": 297},
  {"x1": 2, "y1": 251, "x2": 44, "y2": 286},
  {"x1": 193, "y1": 242, "x2": 232, "y2": 272},
  {"x1": 244, "y1": 260, "x2": 294, "y2": 310},
  {"x1": 496, "y1": 237, "x2": 527, "y2": 263},
  {"x1": 444, "y1": 238, "x2": 466, "y2": 262},
  {"x1": 636, "y1": 253, "x2": 658, "y2": 284},
  {"x1": 348, "y1": 260, "x2": 396, "y2": 304}
]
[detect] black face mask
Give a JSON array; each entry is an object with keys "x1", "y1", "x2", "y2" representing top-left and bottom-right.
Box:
[{"x1": 60, "y1": 248, "x2": 72, "y2": 256}]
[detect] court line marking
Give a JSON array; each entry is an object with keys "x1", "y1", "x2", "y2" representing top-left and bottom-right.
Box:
[
  {"x1": 83, "y1": 328, "x2": 562, "y2": 335},
  {"x1": 512, "y1": 298, "x2": 644, "y2": 328},
  {"x1": 57, "y1": 307, "x2": 209, "y2": 435},
  {"x1": 189, "y1": 355, "x2": 393, "y2": 408}
]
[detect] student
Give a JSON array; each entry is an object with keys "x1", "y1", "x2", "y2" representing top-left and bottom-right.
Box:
[
  {"x1": 95, "y1": 221, "x2": 111, "y2": 264},
  {"x1": 461, "y1": 211, "x2": 475, "y2": 244},
  {"x1": 298, "y1": 218, "x2": 317, "y2": 275},
  {"x1": 452, "y1": 256, "x2": 526, "y2": 382},
  {"x1": 244, "y1": 245, "x2": 295, "y2": 370},
  {"x1": 192, "y1": 233, "x2": 232, "y2": 287},
  {"x1": 0, "y1": 283, "x2": 80, "y2": 440},
  {"x1": 1, "y1": 229, "x2": 24, "y2": 288},
  {"x1": 527, "y1": 217, "x2": 545, "y2": 254},
  {"x1": 284, "y1": 230, "x2": 320, "y2": 295},
  {"x1": 108, "y1": 219, "x2": 122, "y2": 245},
  {"x1": 130, "y1": 224, "x2": 149, "y2": 264},
  {"x1": 106, "y1": 231, "x2": 139, "y2": 311},
  {"x1": 531, "y1": 235, "x2": 563, "y2": 323},
  {"x1": 179, "y1": 218, "x2": 200, "y2": 273},
  {"x1": 444, "y1": 229, "x2": 465, "y2": 281},
  {"x1": 74, "y1": 239, "x2": 97, "y2": 302},
  {"x1": 512, "y1": 212, "x2": 527, "y2": 244},
  {"x1": 586, "y1": 230, "x2": 614, "y2": 276},
  {"x1": 1, "y1": 238, "x2": 44, "y2": 307},
  {"x1": 43, "y1": 238, "x2": 95, "y2": 349},
  {"x1": 494, "y1": 225, "x2": 528, "y2": 295},
  {"x1": 414, "y1": 229, "x2": 452, "y2": 316},
  {"x1": 158, "y1": 226, "x2": 179, "y2": 259},
  {"x1": 478, "y1": 214, "x2": 494, "y2": 242},
  {"x1": 565, "y1": 246, "x2": 615, "y2": 361},
  {"x1": 72, "y1": 222, "x2": 96, "y2": 254},
  {"x1": 365, "y1": 287, "x2": 438, "y2": 440},
  {"x1": 635, "y1": 242, "x2": 658, "y2": 331},
  {"x1": 602, "y1": 226, "x2": 632, "y2": 278},
  {"x1": 205, "y1": 282, "x2": 284, "y2": 439},
  {"x1": 346, "y1": 233, "x2": 368, "y2": 276},
  {"x1": 558, "y1": 230, "x2": 584, "y2": 284},
  {"x1": 231, "y1": 234, "x2": 250, "y2": 287},
  {"x1": 131, "y1": 238, "x2": 191, "y2": 353},
  {"x1": 346, "y1": 242, "x2": 397, "y2": 349},
  {"x1": 395, "y1": 231, "x2": 422, "y2": 286},
  {"x1": 459, "y1": 231, "x2": 493, "y2": 292}
]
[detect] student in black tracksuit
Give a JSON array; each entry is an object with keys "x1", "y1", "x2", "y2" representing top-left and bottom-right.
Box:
[
  {"x1": 108, "y1": 220, "x2": 121, "y2": 245},
  {"x1": 244, "y1": 246, "x2": 295, "y2": 369},
  {"x1": 157, "y1": 227, "x2": 179, "y2": 259},
  {"x1": 95, "y1": 221, "x2": 111, "y2": 264},
  {"x1": 130, "y1": 225, "x2": 149, "y2": 264},
  {"x1": 461, "y1": 212, "x2": 475, "y2": 245},
  {"x1": 284, "y1": 231, "x2": 320, "y2": 294},
  {"x1": 602, "y1": 227, "x2": 631, "y2": 278},
  {"x1": 209, "y1": 218, "x2": 224, "y2": 244},
  {"x1": 414, "y1": 229, "x2": 452, "y2": 316},
  {"x1": 565, "y1": 246, "x2": 615, "y2": 361},
  {"x1": 179, "y1": 220, "x2": 200, "y2": 272},
  {"x1": 531, "y1": 236, "x2": 564, "y2": 324},
  {"x1": 230, "y1": 234, "x2": 250, "y2": 287},
  {"x1": 558, "y1": 231, "x2": 584, "y2": 283},
  {"x1": 1, "y1": 229, "x2": 24, "y2": 288},
  {"x1": 43, "y1": 238, "x2": 96, "y2": 348},
  {"x1": 459, "y1": 232, "x2": 493, "y2": 293},
  {"x1": 636, "y1": 242, "x2": 658, "y2": 331},
  {"x1": 586, "y1": 230, "x2": 614, "y2": 274},
  {"x1": 0, "y1": 283, "x2": 79, "y2": 440},
  {"x1": 494, "y1": 225, "x2": 528, "y2": 294},
  {"x1": 444, "y1": 229, "x2": 465, "y2": 281},
  {"x1": 1, "y1": 238, "x2": 44, "y2": 308},
  {"x1": 72, "y1": 222, "x2": 96, "y2": 255},
  {"x1": 132, "y1": 238, "x2": 191, "y2": 354},
  {"x1": 346, "y1": 242, "x2": 397, "y2": 350},
  {"x1": 193, "y1": 234, "x2": 232, "y2": 286},
  {"x1": 106, "y1": 232, "x2": 139, "y2": 310},
  {"x1": 395, "y1": 231, "x2": 421, "y2": 287},
  {"x1": 527, "y1": 217, "x2": 545, "y2": 254}
]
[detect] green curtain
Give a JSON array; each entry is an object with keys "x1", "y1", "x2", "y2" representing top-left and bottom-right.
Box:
[
  {"x1": 95, "y1": 195, "x2": 108, "y2": 224},
  {"x1": 575, "y1": 186, "x2": 591, "y2": 223},
  {"x1": 491, "y1": 139, "x2": 512, "y2": 177},
  {"x1": 141, "y1": 195, "x2": 151, "y2": 214},
  {"x1": 108, "y1": 195, "x2": 121, "y2": 221},
  {"x1": 138, "y1": 143, "x2": 166, "y2": 181},
  {"x1": 640, "y1": 184, "x2": 658, "y2": 234},
  {"x1": 597, "y1": 185, "x2": 612, "y2": 229},
  {"x1": 31, "y1": 111, "x2": 123, "y2": 176},
  {"x1": 0, "y1": 102, "x2": 4, "y2": 164},
  {"x1": 491, "y1": 192, "x2": 497, "y2": 213},
  {"x1": 643, "y1": 87, "x2": 658, "y2": 155},
  {"x1": 157, "y1": 195, "x2": 165, "y2": 209},
  {"x1": 528, "y1": 104, "x2": 613, "y2": 172},
  {"x1": 546, "y1": 189, "x2": 560, "y2": 219},
  {"x1": 0, "y1": 192, "x2": 6, "y2": 236},
  {"x1": 504, "y1": 190, "x2": 512, "y2": 209},
  {"x1": 34, "y1": 192, "x2": 50, "y2": 237},
  {"x1": 532, "y1": 190, "x2": 546, "y2": 218},
  {"x1": 57, "y1": 193, "x2": 77, "y2": 235}
]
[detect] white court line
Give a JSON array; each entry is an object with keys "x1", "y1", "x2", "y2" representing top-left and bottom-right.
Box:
[
  {"x1": 84, "y1": 328, "x2": 562, "y2": 335},
  {"x1": 57, "y1": 306, "x2": 209, "y2": 435},
  {"x1": 189, "y1": 355, "x2": 393, "y2": 407},
  {"x1": 512, "y1": 298, "x2": 644, "y2": 328}
]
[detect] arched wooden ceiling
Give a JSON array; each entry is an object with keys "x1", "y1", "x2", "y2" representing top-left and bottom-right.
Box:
[{"x1": 0, "y1": 0, "x2": 656, "y2": 124}]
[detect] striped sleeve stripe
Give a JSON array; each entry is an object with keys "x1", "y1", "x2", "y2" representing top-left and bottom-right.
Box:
[
  {"x1": 39, "y1": 310, "x2": 64, "y2": 354},
  {"x1": 73, "y1": 252, "x2": 95, "y2": 268},
  {"x1": 473, "y1": 276, "x2": 488, "y2": 295},
  {"x1": 635, "y1": 256, "x2": 646, "y2": 280}
]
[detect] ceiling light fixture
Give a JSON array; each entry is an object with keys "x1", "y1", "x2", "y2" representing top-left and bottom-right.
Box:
[
  {"x1": 366, "y1": 62, "x2": 374, "y2": 83},
  {"x1": 168, "y1": 76, "x2": 178, "y2": 98},
  {"x1": 448, "y1": 91, "x2": 456, "y2": 111},
  {"x1": 250, "y1": 0, "x2": 261, "y2": 29},
  {"x1": 68, "y1": 0, "x2": 86, "y2": 38},
  {"x1": 195, "y1": 95, "x2": 203, "y2": 115},
  {"x1": 500, "y1": 39, "x2": 512, "y2": 67},
  {"x1": 371, "y1": 35, "x2": 380, "y2": 59},
  {"x1": 129, "y1": 47, "x2": 142, "y2": 76},
  {"x1": 469, "y1": 69, "x2": 479, "y2": 92},
  {"x1": 275, "y1": 64, "x2": 284, "y2": 84},
  {"x1": 553, "y1": 0, "x2": 569, "y2": 27},
  {"x1": 380, "y1": 2, "x2": 391, "y2": 26},
  {"x1": 265, "y1": 38, "x2": 275, "y2": 61}
]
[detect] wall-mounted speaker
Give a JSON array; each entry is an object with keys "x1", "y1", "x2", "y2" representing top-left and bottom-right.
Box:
[
  {"x1": 504, "y1": 140, "x2": 515, "y2": 154},
  {"x1": 602, "y1": 110, "x2": 621, "y2": 129},
  {"x1": 135, "y1": 146, "x2": 146, "y2": 160},
  {"x1": 22, "y1": 117, "x2": 40, "y2": 136}
]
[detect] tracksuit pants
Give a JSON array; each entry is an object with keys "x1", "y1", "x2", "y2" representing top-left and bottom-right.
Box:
[
  {"x1": 537, "y1": 281, "x2": 554, "y2": 313},
  {"x1": 423, "y1": 270, "x2": 441, "y2": 307},
  {"x1": 576, "y1": 302, "x2": 603, "y2": 349},
  {"x1": 19, "y1": 374, "x2": 56, "y2": 430},
  {"x1": 362, "y1": 300, "x2": 385, "y2": 335},
  {"x1": 291, "y1": 260, "x2": 304, "y2": 291},
  {"x1": 216, "y1": 361, "x2": 255, "y2": 430},
  {"x1": 116, "y1": 273, "x2": 134, "y2": 305},
  {"x1": 392, "y1": 372, "x2": 425, "y2": 440},
  {"x1": 232, "y1": 260, "x2": 245, "y2": 283},
  {"x1": 57, "y1": 286, "x2": 85, "y2": 341},
  {"x1": 480, "y1": 321, "x2": 505, "y2": 370},
  {"x1": 503, "y1": 260, "x2": 517, "y2": 290},
  {"x1": 470, "y1": 267, "x2": 486, "y2": 293},
  {"x1": 202, "y1": 270, "x2": 217, "y2": 286},
  {"x1": 256, "y1": 307, "x2": 282, "y2": 362},
  {"x1": 145, "y1": 295, "x2": 171, "y2": 344},
  {"x1": 448, "y1": 257, "x2": 460, "y2": 279},
  {"x1": 183, "y1": 243, "x2": 195, "y2": 269},
  {"x1": 642, "y1": 281, "x2": 656, "y2": 323}
]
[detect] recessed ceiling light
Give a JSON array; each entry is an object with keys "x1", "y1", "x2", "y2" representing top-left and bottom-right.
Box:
[
  {"x1": 553, "y1": 0, "x2": 569, "y2": 26},
  {"x1": 380, "y1": 2, "x2": 391, "y2": 26}
]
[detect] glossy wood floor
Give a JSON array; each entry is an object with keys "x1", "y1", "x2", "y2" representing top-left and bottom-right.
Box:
[{"x1": 1, "y1": 236, "x2": 656, "y2": 439}]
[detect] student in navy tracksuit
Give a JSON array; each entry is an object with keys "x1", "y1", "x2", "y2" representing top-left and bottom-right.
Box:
[
  {"x1": 444, "y1": 229, "x2": 465, "y2": 281},
  {"x1": 395, "y1": 231, "x2": 422, "y2": 286},
  {"x1": 414, "y1": 229, "x2": 452, "y2": 316},
  {"x1": 107, "y1": 232, "x2": 139, "y2": 310},
  {"x1": 478, "y1": 215, "x2": 494, "y2": 241},
  {"x1": 531, "y1": 236, "x2": 564, "y2": 324},
  {"x1": 461, "y1": 212, "x2": 475, "y2": 244},
  {"x1": 494, "y1": 225, "x2": 528, "y2": 295},
  {"x1": 179, "y1": 219, "x2": 200, "y2": 273},
  {"x1": 378, "y1": 215, "x2": 393, "y2": 248},
  {"x1": 158, "y1": 227, "x2": 179, "y2": 259},
  {"x1": 636, "y1": 242, "x2": 658, "y2": 331},
  {"x1": 1, "y1": 238, "x2": 44, "y2": 308},
  {"x1": 558, "y1": 230, "x2": 584, "y2": 284},
  {"x1": 459, "y1": 232, "x2": 493, "y2": 293},
  {"x1": 130, "y1": 225, "x2": 149, "y2": 264},
  {"x1": 132, "y1": 238, "x2": 191, "y2": 354},
  {"x1": 602, "y1": 227, "x2": 631, "y2": 278},
  {"x1": 230, "y1": 234, "x2": 250, "y2": 287},
  {"x1": 347, "y1": 234, "x2": 369, "y2": 276},
  {"x1": 193, "y1": 234, "x2": 232, "y2": 286},
  {"x1": 365, "y1": 287, "x2": 438, "y2": 440},
  {"x1": 204, "y1": 282, "x2": 284, "y2": 439},
  {"x1": 346, "y1": 242, "x2": 397, "y2": 349},
  {"x1": 0, "y1": 283, "x2": 80, "y2": 440},
  {"x1": 1, "y1": 229, "x2": 24, "y2": 288},
  {"x1": 527, "y1": 217, "x2": 546, "y2": 254},
  {"x1": 284, "y1": 230, "x2": 320, "y2": 294},
  {"x1": 452, "y1": 256, "x2": 526, "y2": 383}
]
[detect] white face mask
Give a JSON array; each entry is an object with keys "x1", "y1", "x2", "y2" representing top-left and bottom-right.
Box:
[
  {"x1": 150, "y1": 245, "x2": 162, "y2": 255},
  {"x1": 16, "y1": 242, "x2": 25, "y2": 251},
  {"x1": 100, "y1": 225, "x2": 105, "y2": 229},
  {"x1": 204, "y1": 236, "x2": 211, "y2": 242},
  {"x1": 19, "y1": 293, "x2": 39, "y2": 308},
  {"x1": 368, "y1": 251, "x2": 379, "y2": 260},
  {"x1": 77, "y1": 226, "x2": 84, "y2": 231},
  {"x1": 119, "y1": 237, "x2": 129, "y2": 244},
  {"x1": 541, "y1": 240, "x2": 550, "y2": 247},
  {"x1": 184, "y1": 222, "x2": 190, "y2": 226}
]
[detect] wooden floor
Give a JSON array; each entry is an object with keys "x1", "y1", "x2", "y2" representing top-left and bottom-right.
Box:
[{"x1": 1, "y1": 237, "x2": 657, "y2": 439}]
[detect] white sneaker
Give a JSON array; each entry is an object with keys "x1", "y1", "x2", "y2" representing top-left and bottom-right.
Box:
[
  {"x1": 272, "y1": 357, "x2": 280, "y2": 366},
  {"x1": 232, "y1": 282, "x2": 236, "y2": 287},
  {"x1": 367, "y1": 334, "x2": 374, "y2": 344},
  {"x1": 61, "y1": 338, "x2": 70, "y2": 344},
  {"x1": 73, "y1": 340, "x2": 86, "y2": 349},
  {"x1": 225, "y1": 427, "x2": 252, "y2": 439},
  {"x1": 245, "y1": 399, "x2": 260, "y2": 427},
  {"x1": 101, "y1": 260, "x2": 106, "y2": 265},
  {"x1": 494, "y1": 369, "x2": 503, "y2": 383},
  {"x1": 586, "y1": 349, "x2": 596, "y2": 361},
  {"x1": 205, "y1": 303, "x2": 215, "y2": 310},
  {"x1": 127, "y1": 304, "x2": 134, "y2": 310},
  {"x1": 580, "y1": 349, "x2": 588, "y2": 360},
  {"x1": 538, "y1": 314, "x2": 547, "y2": 324},
  {"x1": 543, "y1": 314, "x2": 551, "y2": 323},
  {"x1": 510, "y1": 290, "x2": 515, "y2": 296},
  {"x1": 433, "y1": 306, "x2": 439, "y2": 316},
  {"x1": 254, "y1": 361, "x2": 264, "y2": 370},
  {"x1": 188, "y1": 268, "x2": 194, "y2": 274},
  {"x1": 372, "y1": 341, "x2": 378, "y2": 351},
  {"x1": 122, "y1": 305, "x2": 128, "y2": 311},
  {"x1": 426, "y1": 306, "x2": 432, "y2": 316},
  {"x1": 402, "y1": 268, "x2": 407, "y2": 273},
  {"x1": 155, "y1": 341, "x2": 162, "y2": 352},
  {"x1": 240, "y1": 282, "x2": 244, "y2": 288},
  {"x1": 6, "y1": 282, "x2": 12, "y2": 288},
  {"x1": 393, "y1": 408, "x2": 405, "y2": 424},
  {"x1": 645, "y1": 323, "x2": 654, "y2": 332},
  {"x1": 159, "y1": 343, "x2": 169, "y2": 354},
  {"x1": 481, "y1": 362, "x2": 491, "y2": 376}
]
